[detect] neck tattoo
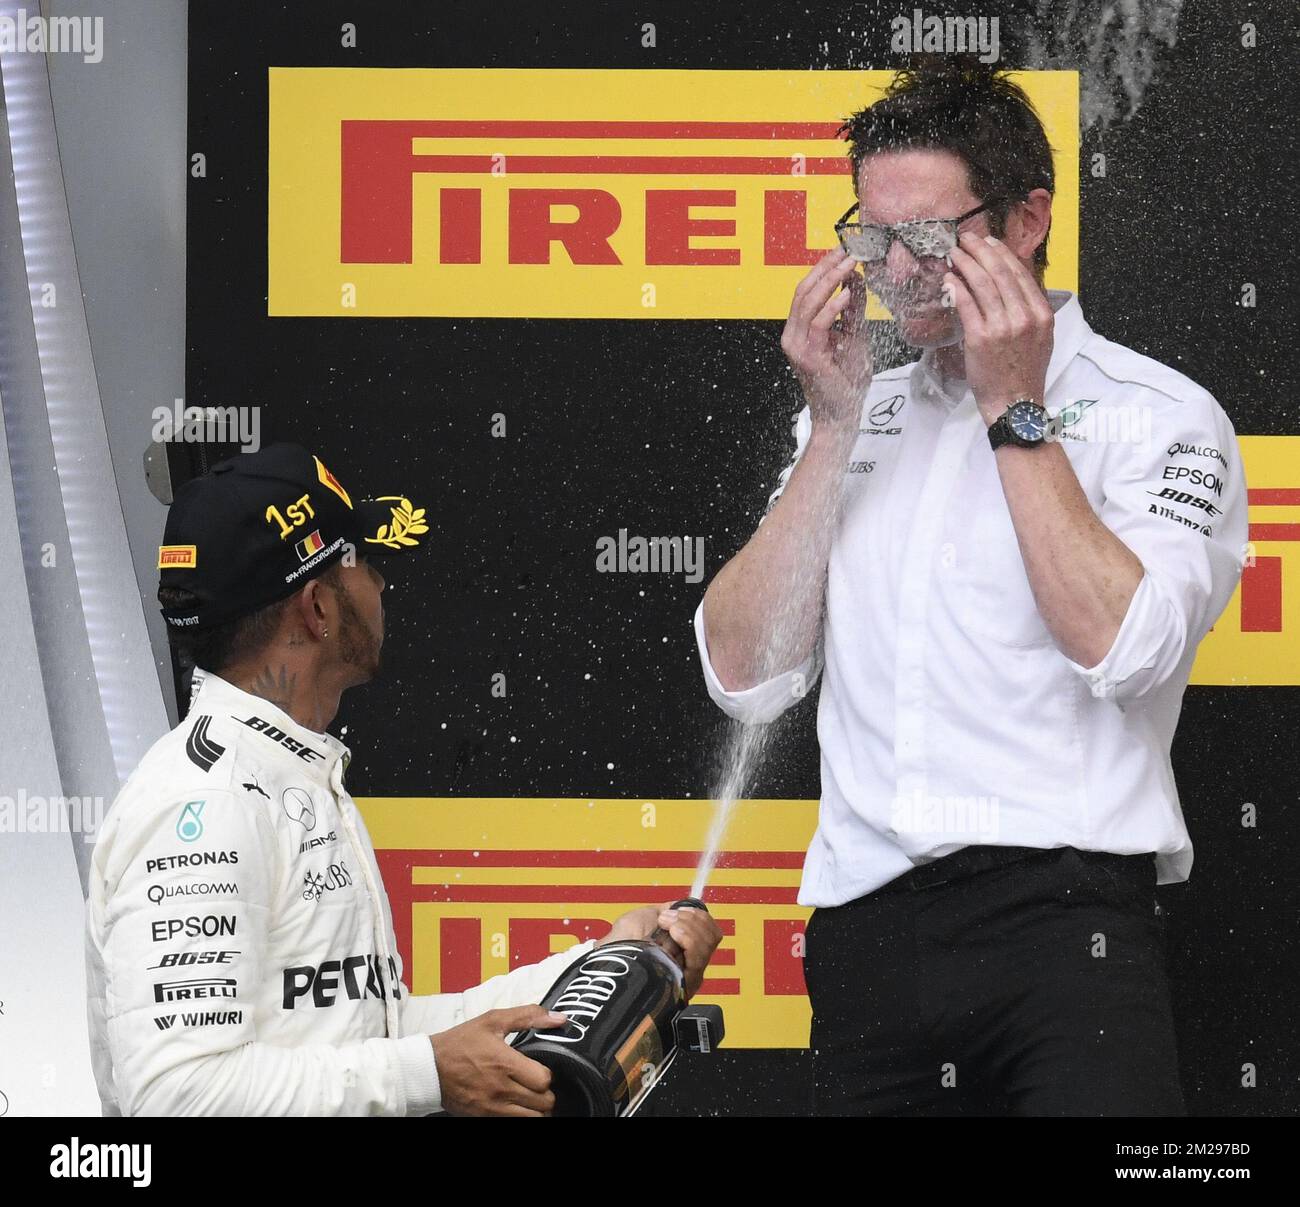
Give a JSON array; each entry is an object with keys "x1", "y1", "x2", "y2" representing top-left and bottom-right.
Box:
[{"x1": 249, "y1": 665, "x2": 297, "y2": 715}]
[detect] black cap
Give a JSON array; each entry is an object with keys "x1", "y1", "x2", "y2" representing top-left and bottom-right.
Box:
[{"x1": 158, "y1": 443, "x2": 425, "y2": 630}]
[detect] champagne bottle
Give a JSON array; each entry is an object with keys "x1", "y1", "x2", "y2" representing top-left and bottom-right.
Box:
[{"x1": 510, "y1": 897, "x2": 723, "y2": 1117}]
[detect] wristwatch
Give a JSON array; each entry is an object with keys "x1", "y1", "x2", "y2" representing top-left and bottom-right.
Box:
[{"x1": 988, "y1": 399, "x2": 1059, "y2": 450}]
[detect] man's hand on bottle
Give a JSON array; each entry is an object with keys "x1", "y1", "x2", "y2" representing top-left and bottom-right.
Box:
[
  {"x1": 430, "y1": 1005, "x2": 567, "y2": 1117},
  {"x1": 656, "y1": 905, "x2": 723, "y2": 998},
  {"x1": 599, "y1": 903, "x2": 665, "y2": 944},
  {"x1": 599, "y1": 902, "x2": 724, "y2": 999}
]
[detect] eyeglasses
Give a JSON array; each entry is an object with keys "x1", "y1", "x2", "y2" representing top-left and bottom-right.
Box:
[{"x1": 834, "y1": 197, "x2": 1008, "y2": 263}]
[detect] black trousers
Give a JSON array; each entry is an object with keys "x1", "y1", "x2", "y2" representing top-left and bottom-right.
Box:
[{"x1": 803, "y1": 845, "x2": 1186, "y2": 1116}]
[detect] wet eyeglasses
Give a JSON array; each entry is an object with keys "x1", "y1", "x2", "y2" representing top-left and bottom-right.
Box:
[{"x1": 834, "y1": 197, "x2": 1007, "y2": 263}]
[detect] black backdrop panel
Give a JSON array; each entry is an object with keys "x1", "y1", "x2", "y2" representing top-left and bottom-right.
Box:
[{"x1": 187, "y1": 0, "x2": 1299, "y2": 1115}]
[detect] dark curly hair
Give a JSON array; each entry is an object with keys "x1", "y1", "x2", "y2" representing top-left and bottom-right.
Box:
[{"x1": 837, "y1": 58, "x2": 1055, "y2": 273}]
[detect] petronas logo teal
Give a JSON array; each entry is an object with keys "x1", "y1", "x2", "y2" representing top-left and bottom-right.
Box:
[
  {"x1": 1054, "y1": 398, "x2": 1099, "y2": 429},
  {"x1": 176, "y1": 800, "x2": 206, "y2": 843}
]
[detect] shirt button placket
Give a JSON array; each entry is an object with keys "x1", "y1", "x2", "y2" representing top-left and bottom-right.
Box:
[{"x1": 892, "y1": 405, "x2": 983, "y2": 804}]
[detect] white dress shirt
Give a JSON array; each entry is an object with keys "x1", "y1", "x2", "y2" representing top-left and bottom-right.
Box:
[{"x1": 695, "y1": 290, "x2": 1248, "y2": 907}]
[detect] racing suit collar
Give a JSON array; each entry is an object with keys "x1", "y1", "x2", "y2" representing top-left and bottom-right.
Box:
[
  {"x1": 916, "y1": 288, "x2": 1091, "y2": 405},
  {"x1": 189, "y1": 667, "x2": 353, "y2": 791}
]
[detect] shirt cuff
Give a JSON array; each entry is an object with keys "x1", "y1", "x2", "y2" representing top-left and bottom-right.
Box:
[
  {"x1": 1063, "y1": 572, "x2": 1163, "y2": 699},
  {"x1": 693, "y1": 601, "x2": 818, "y2": 723},
  {"x1": 394, "y1": 1033, "x2": 442, "y2": 1116}
]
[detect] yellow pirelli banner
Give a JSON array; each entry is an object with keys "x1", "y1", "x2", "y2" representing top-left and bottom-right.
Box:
[
  {"x1": 362, "y1": 797, "x2": 818, "y2": 1049},
  {"x1": 1195, "y1": 436, "x2": 1300, "y2": 685},
  {"x1": 268, "y1": 67, "x2": 1080, "y2": 318}
]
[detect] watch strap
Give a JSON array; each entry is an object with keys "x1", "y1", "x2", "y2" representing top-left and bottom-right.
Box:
[{"x1": 987, "y1": 412, "x2": 1015, "y2": 451}]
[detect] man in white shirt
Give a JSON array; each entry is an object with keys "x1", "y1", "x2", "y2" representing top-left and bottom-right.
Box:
[
  {"x1": 695, "y1": 64, "x2": 1246, "y2": 1115},
  {"x1": 88, "y1": 442, "x2": 720, "y2": 1116}
]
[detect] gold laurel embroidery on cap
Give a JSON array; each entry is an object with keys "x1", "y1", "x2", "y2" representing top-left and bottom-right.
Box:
[{"x1": 364, "y1": 496, "x2": 428, "y2": 549}]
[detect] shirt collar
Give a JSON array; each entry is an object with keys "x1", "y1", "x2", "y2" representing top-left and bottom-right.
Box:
[
  {"x1": 914, "y1": 289, "x2": 1090, "y2": 406},
  {"x1": 189, "y1": 667, "x2": 352, "y2": 790},
  {"x1": 1039, "y1": 289, "x2": 1092, "y2": 398}
]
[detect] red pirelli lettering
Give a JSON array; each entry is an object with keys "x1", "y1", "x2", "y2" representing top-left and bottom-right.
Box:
[{"x1": 339, "y1": 119, "x2": 849, "y2": 265}]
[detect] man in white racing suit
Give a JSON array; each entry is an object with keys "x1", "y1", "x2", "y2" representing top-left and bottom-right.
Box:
[{"x1": 86, "y1": 443, "x2": 720, "y2": 1116}]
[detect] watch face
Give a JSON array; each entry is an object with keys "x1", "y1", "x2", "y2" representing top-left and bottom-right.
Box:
[{"x1": 1007, "y1": 402, "x2": 1047, "y2": 442}]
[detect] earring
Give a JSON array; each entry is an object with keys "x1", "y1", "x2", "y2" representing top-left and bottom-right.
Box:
[{"x1": 322, "y1": 628, "x2": 330, "y2": 639}]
